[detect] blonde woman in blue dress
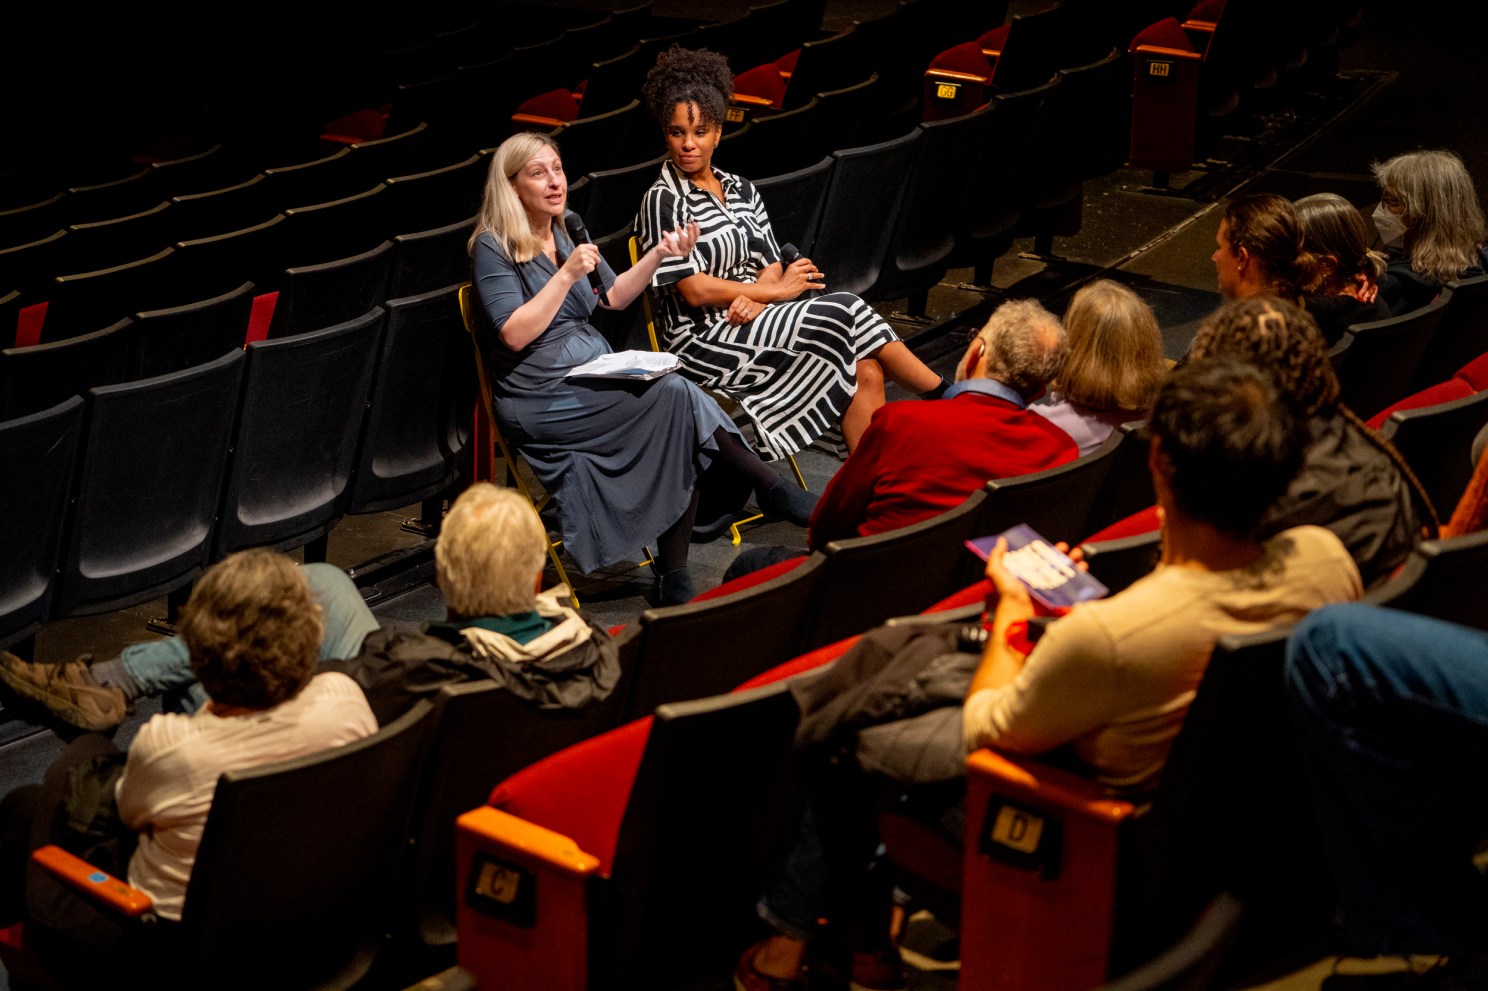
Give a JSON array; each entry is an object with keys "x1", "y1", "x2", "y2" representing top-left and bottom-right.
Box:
[{"x1": 469, "y1": 132, "x2": 816, "y2": 604}]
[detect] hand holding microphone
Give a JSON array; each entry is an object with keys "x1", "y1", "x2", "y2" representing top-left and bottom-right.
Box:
[
  {"x1": 780, "y1": 242, "x2": 825, "y2": 298},
  {"x1": 563, "y1": 211, "x2": 609, "y2": 306}
]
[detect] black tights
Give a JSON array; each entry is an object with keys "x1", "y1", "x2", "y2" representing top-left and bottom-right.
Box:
[
  {"x1": 655, "y1": 487, "x2": 699, "y2": 575},
  {"x1": 655, "y1": 429, "x2": 778, "y2": 575},
  {"x1": 709, "y1": 426, "x2": 783, "y2": 494}
]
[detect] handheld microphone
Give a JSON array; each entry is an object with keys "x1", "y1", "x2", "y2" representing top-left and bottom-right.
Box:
[
  {"x1": 780, "y1": 242, "x2": 817, "y2": 296},
  {"x1": 563, "y1": 211, "x2": 609, "y2": 306}
]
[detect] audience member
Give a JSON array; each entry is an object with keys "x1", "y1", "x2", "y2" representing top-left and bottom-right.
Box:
[
  {"x1": 732, "y1": 359, "x2": 1362, "y2": 991},
  {"x1": 1034, "y1": 279, "x2": 1169, "y2": 455},
  {"x1": 1294, "y1": 191, "x2": 1392, "y2": 344},
  {"x1": 1286, "y1": 602, "x2": 1488, "y2": 979},
  {"x1": 471, "y1": 130, "x2": 815, "y2": 607},
  {"x1": 1372, "y1": 149, "x2": 1488, "y2": 315},
  {"x1": 719, "y1": 298, "x2": 1076, "y2": 583},
  {"x1": 1211, "y1": 192, "x2": 1321, "y2": 303},
  {"x1": 636, "y1": 44, "x2": 946, "y2": 459},
  {"x1": 1187, "y1": 296, "x2": 1435, "y2": 587},
  {"x1": 0, "y1": 484, "x2": 625, "y2": 732},
  {"x1": 0, "y1": 550, "x2": 376, "y2": 986}
]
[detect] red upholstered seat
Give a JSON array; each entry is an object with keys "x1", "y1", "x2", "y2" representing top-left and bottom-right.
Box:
[
  {"x1": 690, "y1": 552, "x2": 807, "y2": 602},
  {"x1": 932, "y1": 40, "x2": 995, "y2": 75},
  {"x1": 923, "y1": 578, "x2": 991, "y2": 614},
  {"x1": 487, "y1": 715, "x2": 653, "y2": 876},
  {"x1": 732, "y1": 633, "x2": 860, "y2": 691},
  {"x1": 733, "y1": 63, "x2": 788, "y2": 109},
  {"x1": 1187, "y1": 0, "x2": 1227, "y2": 23},
  {"x1": 14, "y1": 302, "x2": 46, "y2": 349},
  {"x1": 512, "y1": 87, "x2": 582, "y2": 127},
  {"x1": 1081, "y1": 504, "x2": 1161, "y2": 544},
  {"x1": 1366, "y1": 378, "x2": 1474, "y2": 430},
  {"x1": 1456, "y1": 350, "x2": 1488, "y2": 391},
  {"x1": 1129, "y1": 16, "x2": 1196, "y2": 53},
  {"x1": 978, "y1": 23, "x2": 1011, "y2": 54}
]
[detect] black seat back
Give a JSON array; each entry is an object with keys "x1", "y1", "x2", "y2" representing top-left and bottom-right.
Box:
[
  {"x1": 52, "y1": 348, "x2": 245, "y2": 618},
  {"x1": 809, "y1": 128, "x2": 921, "y2": 298},
  {"x1": 215, "y1": 308, "x2": 383, "y2": 558},
  {"x1": 346, "y1": 286, "x2": 473, "y2": 515},
  {"x1": 0, "y1": 396, "x2": 84, "y2": 649},
  {"x1": 1336, "y1": 287, "x2": 1452, "y2": 420},
  {"x1": 132, "y1": 281, "x2": 255, "y2": 380},
  {"x1": 0, "y1": 317, "x2": 135, "y2": 419},
  {"x1": 180, "y1": 700, "x2": 435, "y2": 990}
]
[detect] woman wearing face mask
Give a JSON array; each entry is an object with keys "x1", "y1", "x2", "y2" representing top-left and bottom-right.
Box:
[{"x1": 1371, "y1": 149, "x2": 1488, "y2": 315}]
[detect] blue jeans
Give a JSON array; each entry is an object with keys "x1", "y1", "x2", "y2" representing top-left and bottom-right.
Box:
[
  {"x1": 1285, "y1": 602, "x2": 1488, "y2": 955},
  {"x1": 120, "y1": 563, "x2": 381, "y2": 712}
]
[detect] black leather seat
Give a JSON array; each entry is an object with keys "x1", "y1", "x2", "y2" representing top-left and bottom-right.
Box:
[
  {"x1": 385, "y1": 217, "x2": 476, "y2": 302},
  {"x1": 0, "y1": 317, "x2": 135, "y2": 420},
  {"x1": 0, "y1": 395, "x2": 84, "y2": 654},
  {"x1": 806, "y1": 127, "x2": 921, "y2": 299},
  {"x1": 214, "y1": 308, "x2": 383, "y2": 562},
  {"x1": 132, "y1": 281, "x2": 256, "y2": 380},
  {"x1": 345, "y1": 285, "x2": 474, "y2": 518},
  {"x1": 1335, "y1": 289, "x2": 1452, "y2": 420},
  {"x1": 50, "y1": 348, "x2": 246, "y2": 619},
  {"x1": 265, "y1": 240, "x2": 393, "y2": 340}
]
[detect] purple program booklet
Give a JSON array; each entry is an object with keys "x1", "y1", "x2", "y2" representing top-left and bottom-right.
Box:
[{"x1": 965, "y1": 523, "x2": 1109, "y2": 611}]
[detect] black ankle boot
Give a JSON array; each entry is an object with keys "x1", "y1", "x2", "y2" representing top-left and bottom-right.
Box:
[
  {"x1": 919, "y1": 375, "x2": 949, "y2": 400},
  {"x1": 757, "y1": 477, "x2": 818, "y2": 527},
  {"x1": 653, "y1": 568, "x2": 696, "y2": 606}
]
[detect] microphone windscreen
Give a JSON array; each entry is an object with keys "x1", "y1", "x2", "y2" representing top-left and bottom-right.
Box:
[
  {"x1": 780, "y1": 243, "x2": 800, "y2": 265},
  {"x1": 564, "y1": 211, "x2": 590, "y2": 244}
]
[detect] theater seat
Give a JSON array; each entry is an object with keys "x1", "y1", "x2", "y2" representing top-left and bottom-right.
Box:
[
  {"x1": 457, "y1": 681, "x2": 802, "y2": 991},
  {"x1": 922, "y1": 41, "x2": 995, "y2": 122}
]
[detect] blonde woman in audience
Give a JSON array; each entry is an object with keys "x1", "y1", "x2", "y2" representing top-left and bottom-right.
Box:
[{"x1": 1035, "y1": 279, "x2": 1170, "y2": 455}]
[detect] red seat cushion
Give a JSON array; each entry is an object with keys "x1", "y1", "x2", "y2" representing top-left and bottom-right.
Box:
[
  {"x1": 514, "y1": 87, "x2": 581, "y2": 125},
  {"x1": 1366, "y1": 378, "x2": 1474, "y2": 430},
  {"x1": 1081, "y1": 505, "x2": 1162, "y2": 544},
  {"x1": 244, "y1": 291, "x2": 277, "y2": 345},
  {"x1": 733, "y1": 634, "x2": 861, "y2": 692},
  {"x1": 1457, "y1": 351, "x2": 1488, "y2": 391},
  {"x1": 1187, "y1": 0, "x2": 1226, "y2": 22},
  {"x1": 15, "y1": 302, "x2": 47, "y2": 349},
  {"x1": 487, "y1": 715, "x2": 654, "y2": 875},
  {"x1": 321, "y1": 107, "x2": 388, "y2": 144},
  {"x1": 733, "y1": 64, "x2": 787, "y2": 108},
  {"x1": 978, "y1": 24, "x2": 1010, "y2": 52},
  {"x1": 774, "y1": 50, "x2": 799, "y2": 75},
  {"x1": 1130, "y1": 16, "x2": 1195, "y2": 53},
  {"x1": 690, "y1": 553, "x2": 806, "y2": 602},
  {"x1": 923, "y1": 579, "x2": 992, "y2": 615},
  {"x1": 930, "y1": 41, "x2": 994, "y2": 77}
]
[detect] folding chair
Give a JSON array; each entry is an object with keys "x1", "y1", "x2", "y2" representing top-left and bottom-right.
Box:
[
  {"x1": 456, "y1": 282, "x2": 581, "y2": 605},
  {"x1": 626, "y1": 237, "x2": 809, "y2": 545}
]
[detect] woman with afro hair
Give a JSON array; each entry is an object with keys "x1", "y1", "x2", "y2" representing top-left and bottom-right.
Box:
[{"x1": 636, "y1": 45, "x2": 946, "y2": 460}]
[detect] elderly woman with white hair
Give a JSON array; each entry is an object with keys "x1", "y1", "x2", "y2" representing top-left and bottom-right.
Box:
[
  {"x1": 469, "y1": 131, "x2": 816, "y2": 605},
  {"x1": 1371, "y1": 148, "x2": 1488, "y2": 315}
]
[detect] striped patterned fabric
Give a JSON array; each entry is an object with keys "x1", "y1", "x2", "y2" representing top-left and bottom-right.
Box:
[{"x1": 637, "y1": 161, "x2": 898, "y2": 460}]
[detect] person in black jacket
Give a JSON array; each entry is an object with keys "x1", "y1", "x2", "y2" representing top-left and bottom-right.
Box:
[{"x1": 0, "y1": 484, "x2": 622, "y2": 730}]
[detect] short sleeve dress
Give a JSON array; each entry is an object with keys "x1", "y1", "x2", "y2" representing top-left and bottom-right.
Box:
[
  {"x1": 471, "y1": 222, "x2": 740, "y2": 573},
  {"x1": 636, "y1": 161, "x2": 900, "y2": 460}
]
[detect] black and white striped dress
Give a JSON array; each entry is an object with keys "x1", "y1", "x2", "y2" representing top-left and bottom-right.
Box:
[{"x1": 637, "y1": 162, "x2": 899, "y2": 460}]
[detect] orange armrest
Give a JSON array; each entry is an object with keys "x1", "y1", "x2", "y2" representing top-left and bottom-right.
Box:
[
  {"x1": 967, "y1": 749, "x2": 1138, "y2": 826},
  {"x1": 980, "y1": 46, "x2": 1003, "y2": 60},
  {"x1": 926, "y1": 68, "x2": 992, "y2": 85},
  {"x1": 1132, "y1": 44, "x2": 1202, "y2": 61},
  {"x1": 730, "y1": 93, "x2": 777, "y2": 109},
  {"x1": 456, "y1": 807, "x2": 602, "y2": 877},
  {"x1": 32, "y1": 845, "x2": 155, "y2": 918},
  {"x1": 1180, "y1": 19, "x2": 1217, "y2": 34},
  {"x1": 510, "y1": 113, "x2": 567, "y2": 130}
]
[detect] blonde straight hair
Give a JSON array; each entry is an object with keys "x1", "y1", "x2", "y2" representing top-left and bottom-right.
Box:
[
  {"x1": 469, "y1": 132, "x2": 563, "y2": 264},
  {"x1": 1056, "y1": 280, "x2": 1168, "y2": 413}
]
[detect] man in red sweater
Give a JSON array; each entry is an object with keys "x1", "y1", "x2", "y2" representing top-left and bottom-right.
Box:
[{"x1": 808, "y1": 297, "x2": 1077, "y2": 547}]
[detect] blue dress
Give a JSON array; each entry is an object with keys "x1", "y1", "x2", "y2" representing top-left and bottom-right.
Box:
[{"x1": 472, "y1": 225, "x2": 740, "y2": 573}]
